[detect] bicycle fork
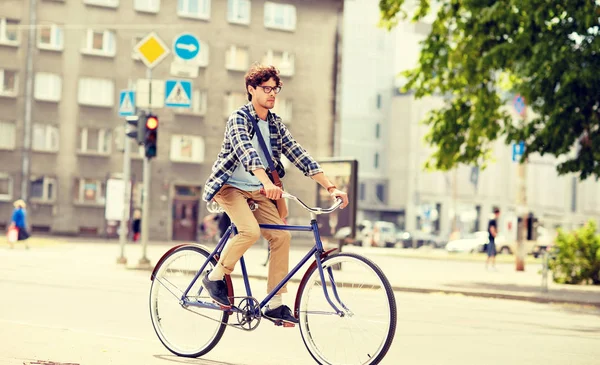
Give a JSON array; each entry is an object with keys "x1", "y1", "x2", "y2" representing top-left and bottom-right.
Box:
[{"x1": 314, "y1": 252, "x2": 352, "y2": 317}]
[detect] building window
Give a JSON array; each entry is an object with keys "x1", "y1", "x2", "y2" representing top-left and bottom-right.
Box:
[
  {"x1": 32, "y1": 124, "x2": 59, "y2": 152},
  {"x1": 374, "y1": 153, "x2": 379, "y2": 168},
  {"x1": 272, "y1": 98, "x2": 292, "y2": 122},
  {"x1": 376, "y1": 93, "x2": 382, "y2": 109},
  {"x1": 264, "y1": 2, "x2": 296, "y2": 31},
  {"x1": 79, "y1": 127, "x2": 112, "y2": 154},
  {"x1": 226, "y1": 45, "x2": 249, "y2": 71},
  {"x1": 30, "y1": 176, "x2": 56, "y2": 202},
  {"x1": 228, "y1": 0, "x2": 250, "y2": 25},
  {"x1": 0, "y1": 121, "x2": 16, "y2": 150},
  {"x1": 175, "y1": 90, "x2": 208, "y2": 115},
  {"x1": 134, "y1": 0, "x2": 160, "y2": 13},
  {"x1": 83, "y1": 0, "x2": 119, "y2": 8},
  {"x1": 376, "y1": 183, "x2": 385, "y2": 203},
  {"x1": 78, "y1": 77, "x2": 114, "y2": 107},
  {"x1": 262, "y1": 50, "x2": 294, "y2": 76},
  {"x1": 34, "y1": 72, "x2": 62, "y2": 102},
  {"x1": 178, "y1": 0, "x2": 211, "y2": 20},
  {"x1": 170, "y1": 135, "x2": 205, "y2": 163},
  {"x1": 0, "y1": 69, "x2": 17, "y2": 97},
  {"x1": 375, "y1": 123, "x2": 380, "y2": 139},
  {"x1": 82, "y1": 29, "x2": 116, "y2": 57},
  {"x1": 74, "y1": 178, "x2": 106, "y2": 205},
  {"x1": 38, "y1": 24, "x2": 64, "y2": 51},
  {"x1": 0, "y1": 173, "x2": 13, "y2": 201},
  {"x1": 359, "y1": 183, "x2": 365, "y2": 201},
  {"x1": 224, "y1": 92, "x2": 248, "y2": 117},
  {"x1": 0, "y1": 18, "x2": 20, "y2": 45}
]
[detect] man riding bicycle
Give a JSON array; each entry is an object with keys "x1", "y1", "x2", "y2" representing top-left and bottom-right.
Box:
[{"x1": 202, "y1": 64, "x2": 349, "y2": 325}]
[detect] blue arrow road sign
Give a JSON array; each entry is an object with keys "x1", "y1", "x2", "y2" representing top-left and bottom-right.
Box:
[
  {"x1": 165, "y1": 80, "x2": 192, "y2": 108},
  {"x1": 173, "y1": 33, "x2": 200, "y2": 60},
  {"x1": 118, "y1": 90, "x2": 135, "y2": 117}
]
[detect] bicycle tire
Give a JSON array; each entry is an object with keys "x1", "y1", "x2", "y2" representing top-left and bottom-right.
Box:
[
  {"x1": 149, "y1": 245, "x2": 231, "y2": 358},
  {"x1": 297, "y1": 252, "x2": 397, "y2": 365}
]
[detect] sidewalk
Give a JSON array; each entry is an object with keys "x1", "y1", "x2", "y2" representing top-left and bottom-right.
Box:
[{"x1": 123, "y1": 241, "x2": 600, "y2": 308}]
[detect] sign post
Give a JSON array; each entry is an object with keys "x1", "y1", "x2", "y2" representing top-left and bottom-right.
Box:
[
  {"x1": 513, "y1": 94, "x2": 527, "y2": 272},
  {"x1": 131, "y1": 32, "x2": 170, "y2": 267},
  {"x1": 116, "y1": 89, "x2": 136, "y2": 264}
]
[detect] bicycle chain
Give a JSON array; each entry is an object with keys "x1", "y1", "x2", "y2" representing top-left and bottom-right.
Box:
[{"x1": 182, "y1": 296, "x2": 265, "y2": 331}]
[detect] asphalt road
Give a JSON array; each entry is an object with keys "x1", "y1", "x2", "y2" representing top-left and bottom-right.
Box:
[{"x1": 0, "y1": 244, "x2": 599, "y2": 365}]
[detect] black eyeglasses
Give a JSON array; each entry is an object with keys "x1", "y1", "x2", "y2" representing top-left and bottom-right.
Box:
[{"x1": 257, "y1": 86, "x2": 282, "y2": 94}]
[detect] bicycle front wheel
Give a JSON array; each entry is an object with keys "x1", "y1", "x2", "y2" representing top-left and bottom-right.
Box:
[
  {"x1": 149, "y1": 245, "x2": 230, "y2": 358},
  {"x1": 297, "y1": 252, "x2": 397, "y2": 365}
]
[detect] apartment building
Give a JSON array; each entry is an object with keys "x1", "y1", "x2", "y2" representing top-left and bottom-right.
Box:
[
  {"x1": 340, "y1": 0, "x2": 600, "y2": 240},
  {"x1": 0, "y1": 0, "x2": 343, "y2": 240}
]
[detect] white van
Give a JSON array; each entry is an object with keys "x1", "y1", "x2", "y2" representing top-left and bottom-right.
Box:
[{"x1": 360, "y1": 221, "x2": 397, "y2": 247}]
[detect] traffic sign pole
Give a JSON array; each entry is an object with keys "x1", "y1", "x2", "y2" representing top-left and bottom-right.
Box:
[
  {"x1": 131, "y1": 32, "x2": 170, "y2": 268},
  {"x1": 139, "y1": 67, "x2": 153, "y2": 267},
  {"x1": 117, "y1": 122, "x2": 131, "y2": 265}
]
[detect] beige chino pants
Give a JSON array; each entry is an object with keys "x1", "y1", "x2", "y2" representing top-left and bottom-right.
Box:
[{"x1": 213, "y1": 184, "x2": 292, "y2": 294}]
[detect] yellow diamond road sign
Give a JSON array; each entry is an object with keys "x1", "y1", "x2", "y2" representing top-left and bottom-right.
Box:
[{"x1": 134, "y1": 32, "x2": 170, "y2": 69}]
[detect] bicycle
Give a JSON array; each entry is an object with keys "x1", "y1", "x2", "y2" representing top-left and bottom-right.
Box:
[{"x1": 149, "y1": 191, "x2": 397, "y2": 365}]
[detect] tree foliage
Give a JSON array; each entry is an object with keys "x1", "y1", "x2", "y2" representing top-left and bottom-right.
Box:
[{"x1": 379, "y1": 0, "x2": 600, "y2": 179}]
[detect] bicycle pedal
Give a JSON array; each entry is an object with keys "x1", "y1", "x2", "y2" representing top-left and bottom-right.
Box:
[{"x1": 274, "y1": 320, "x2": 295, "y2": 328}]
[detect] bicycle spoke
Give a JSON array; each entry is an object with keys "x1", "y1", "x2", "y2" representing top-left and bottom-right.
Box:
[{"x1": 298, "y1": 253, "x2": 396, "y2": 365}]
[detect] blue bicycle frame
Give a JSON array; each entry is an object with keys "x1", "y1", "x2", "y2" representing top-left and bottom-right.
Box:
[{"x1": 180, "y1": 219, "x2": 345, "y2": 316}]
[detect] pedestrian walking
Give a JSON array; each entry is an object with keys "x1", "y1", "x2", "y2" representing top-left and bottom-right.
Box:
[
  {"x1": 486, "y1": 208, "x2": 500, "y2": 270},
  {"x1": 132, "y1": 209, "x2": 141, "y2": 243},
  {"x1": 9, "y1": 199, "x2": 30, "y2": 249}
]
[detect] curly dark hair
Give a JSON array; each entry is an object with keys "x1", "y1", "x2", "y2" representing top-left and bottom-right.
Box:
[{"x1": 244, "y1": 63, "x2": 283, "y2": 101}]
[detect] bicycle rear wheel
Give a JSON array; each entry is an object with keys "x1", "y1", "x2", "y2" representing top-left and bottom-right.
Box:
[
  {"x1": 149, "y1": 245, "x2": 230, "y2": 357},
  {"x1": 297, "y1": 252, "x2": 397, "y2": 365}
]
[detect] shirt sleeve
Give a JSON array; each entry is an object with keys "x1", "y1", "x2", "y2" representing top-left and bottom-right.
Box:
[
  {"x1": 226, "y1": 111, "x2": 266, "y2": 172},
  {"x1": 279, "y1": 122, "x2": 322, "y2": 177}
]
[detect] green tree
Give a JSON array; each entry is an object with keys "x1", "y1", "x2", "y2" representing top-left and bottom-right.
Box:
[{"x1": 379, "y1": 0, "x2": 600, "y2": 179}]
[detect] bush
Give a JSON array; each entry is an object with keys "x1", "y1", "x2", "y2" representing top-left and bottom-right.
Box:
[{"x1": 549, "y1": 219, "x2": 600, "y2": 285}]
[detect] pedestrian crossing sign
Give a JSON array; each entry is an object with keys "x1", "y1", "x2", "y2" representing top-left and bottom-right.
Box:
[
  {"x1": 119, "y1": 90, "x2": 136, "y2": 117},
  {"x1": 165, "y1": 80, "x2": 192, "y2": 108}
]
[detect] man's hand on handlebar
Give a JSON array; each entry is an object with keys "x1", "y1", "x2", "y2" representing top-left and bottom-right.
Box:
[
  {"x1": 260, "y1": 183, "x2": 283, "y2": 200},
  {"x1": 329, "y1": 188, "x2": 349, "y2": 209}
]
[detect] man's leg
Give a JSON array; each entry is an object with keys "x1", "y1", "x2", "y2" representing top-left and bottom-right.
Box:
[
  {"x1": 249, "y1": 190, "x2": 295, "y2": 324},
  {"x1": 212, "y1": 185, "x2": 261, "y2": 276}
]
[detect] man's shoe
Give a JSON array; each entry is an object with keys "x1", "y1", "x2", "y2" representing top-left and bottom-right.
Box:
[
  {"x1": 263, "y1": 305, "x2": 298, "y2": 325},
  {"x1": 201, "y1": 272, "x2": 231, "y2": 308}
]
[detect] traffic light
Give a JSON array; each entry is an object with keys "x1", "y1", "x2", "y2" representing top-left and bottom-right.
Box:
[
  {"x1": 126, "y1": 110, "x2": 147, "y2": 145},
  {"x1": 144, "y1": 114, "x2": 158, "y2": 158}
]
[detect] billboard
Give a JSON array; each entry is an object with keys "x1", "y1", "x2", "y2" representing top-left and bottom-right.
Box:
[{"x1": 315, "y1": 159, "x2": 358, "y2": 240}]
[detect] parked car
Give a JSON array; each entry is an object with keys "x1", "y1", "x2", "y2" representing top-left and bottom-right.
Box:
[
  {"x1": 359, "y1": 220, "x2": 397, "y2": 247},
  {"x1": 446, "y1": 231, "x2": 490, "y2": 253}
]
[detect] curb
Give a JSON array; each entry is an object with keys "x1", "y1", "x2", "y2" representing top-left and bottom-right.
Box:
[{"x1": 130, "y1": 265, "x2": 600, "y2": 309}]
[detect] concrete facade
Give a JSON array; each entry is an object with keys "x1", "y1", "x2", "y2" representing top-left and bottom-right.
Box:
[{"x1": 0, "y1": 0, "x2": 343, "y2": 239}]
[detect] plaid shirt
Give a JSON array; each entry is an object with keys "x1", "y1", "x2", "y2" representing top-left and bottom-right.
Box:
[{"x1": 203, "y1": 103, "x2": 323, "y2": 202}]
